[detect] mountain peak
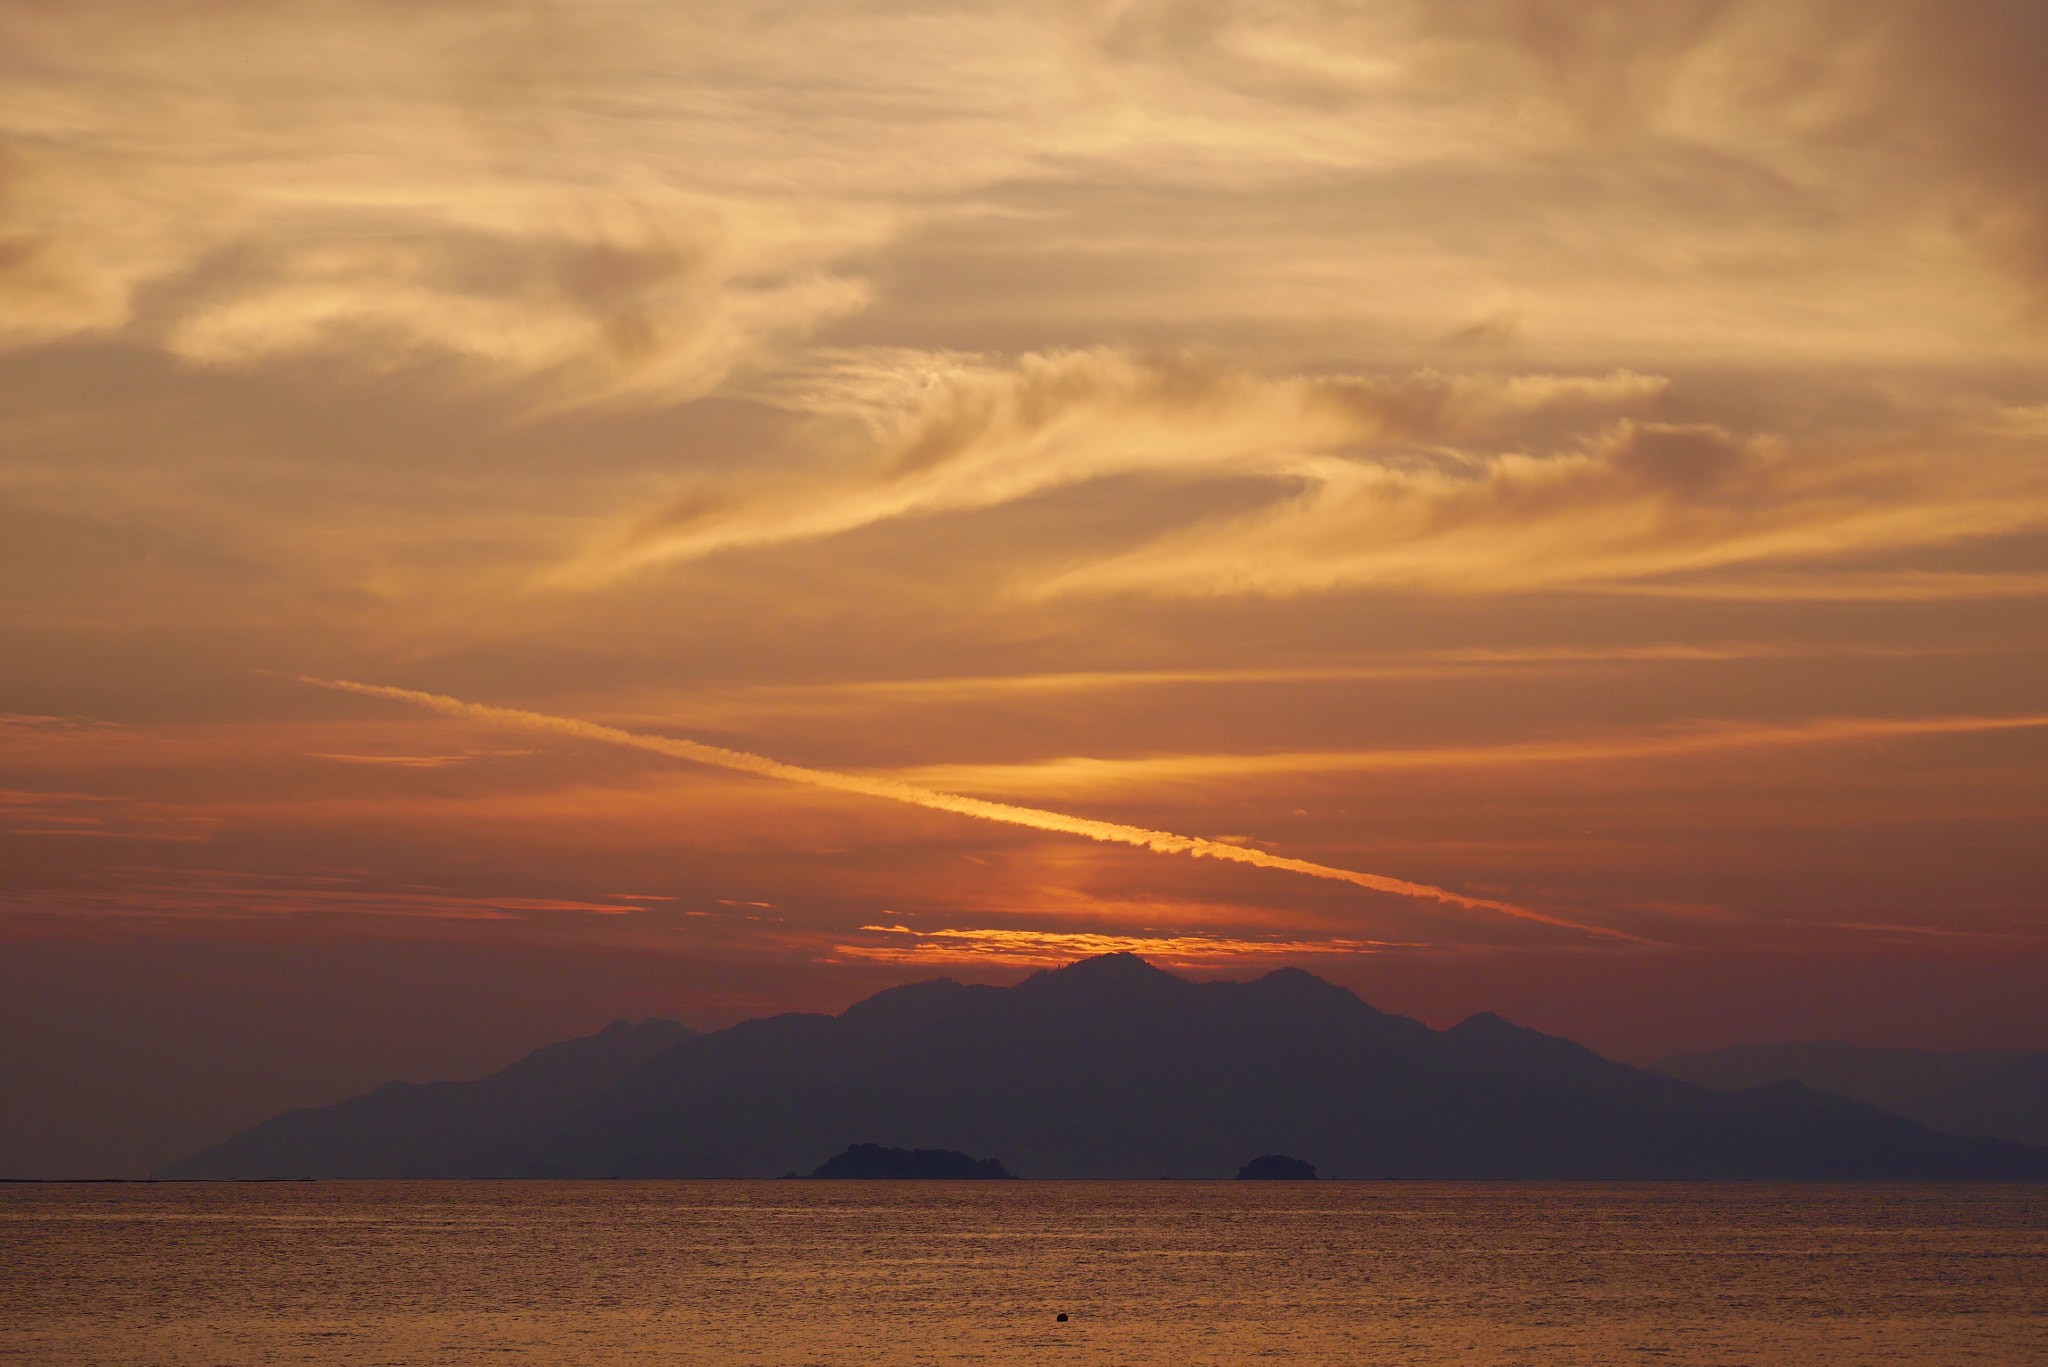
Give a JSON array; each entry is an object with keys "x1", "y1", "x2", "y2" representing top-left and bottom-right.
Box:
[
  {"x1": 1028, "y1": 951, "x2": 1181, "y2": 983},
  {"x1": 1065, "y1": 951, "x2": 1173, "y2": 975},
  {"x1": 1249, "y1": 966, "x2": 1368, "y2": 1001},
  {"x1": 1011, "y1": 952, "x2": 1192, "y2": 1007}
]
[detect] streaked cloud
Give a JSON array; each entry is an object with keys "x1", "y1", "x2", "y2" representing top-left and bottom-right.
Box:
[
  {"x1": 579, "y1": 640, "x2": 1998, "y2": 730},
  {"x1": 1027, "y1": 402, "x2": 2048, "y2": 600},
  {"x1": 552, "y1": 352, "x2": 1671, "y2": 584},
  {"x1": 523, "y1": 343, "x2": 2048, "y2": 604},
  {"x1": 0, "y1": 789, "x2": 221, "y2": 843},
  {"x1": 1593, "y1": 571, "x2": 2048, "y2": 602},
  {"x1": 1827, "y1": 921, "x2": 2048, "y2": 943},
  {"x1": 0, "y1": 714, "x2": 123, "y2": 735},
  {"x1": 302, "y1": 675, "x2": 1637, "y2": 940},
  {"x1": 2, "y1": 867, "x2": 640, "y2": 924},
  {"x1": 832, "y1": 923, "x2": 1416, "y2": 969},
  {"x1": 895, "y1": 713, "x2": 2048, "y2": 795},
  {"x1": 307, "y1": 751, "x2": 533, "y2": 768}
]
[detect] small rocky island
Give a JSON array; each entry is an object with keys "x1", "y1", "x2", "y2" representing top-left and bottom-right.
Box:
[
  {"x1": 1237, "y1": 1154, "x2": 1317, "y2": 1180},
  {"x1": 806, "y1": 1143, "x2": 1015, "y2": 1179}
]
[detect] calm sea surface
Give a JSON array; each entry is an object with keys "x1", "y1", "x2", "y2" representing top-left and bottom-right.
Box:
[{"x1": 3, "y1": 1182, "x2": 2044, "y2": 1365}]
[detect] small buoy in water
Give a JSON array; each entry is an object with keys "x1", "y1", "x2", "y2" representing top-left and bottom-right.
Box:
[{"x1": 1056, "y1": 1314, "x2": 1068, "y2": 1322}]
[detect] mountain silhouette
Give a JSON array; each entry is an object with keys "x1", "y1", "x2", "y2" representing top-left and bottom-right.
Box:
[
  {"x1": 159, "y1": 1018, "x2": 697, "y2": 1179},
  {"x1": 162, "y1": 956, "x2": 2048, "y2": 1179},
  {"x1": 1657, "y1": 1041, "x2": 2048, "y2": 1147}
]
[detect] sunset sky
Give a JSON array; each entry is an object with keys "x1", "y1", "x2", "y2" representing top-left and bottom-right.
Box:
[{"x1": 4, "y1": 0, "x2": 2047, "y2": 1176}]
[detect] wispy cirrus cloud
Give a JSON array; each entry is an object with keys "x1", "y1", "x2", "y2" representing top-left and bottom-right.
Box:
[
  {"x1": 532, "y1": 346, "x2": 2048, "y2": 604},
  {"x1": 8, "y1": 0, "x2": 2047, "y2": 637},
  {"x1": 0, "y1": 0, "x2": 895, "y2": 404},
  {"x1": 551, "y1": 350, "x2": 1670, "y2": 585},
  {"x1": 1027, "y1": 401, "x2": 2048, "y2": 601},
  {"x1": 892, "y1": 713, "x2": 2048, "y2": 795}
]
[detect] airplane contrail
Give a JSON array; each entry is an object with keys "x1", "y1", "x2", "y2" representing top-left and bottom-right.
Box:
[{"x1": 300, "y1": 676, "x2": 1640, "y2": 941}]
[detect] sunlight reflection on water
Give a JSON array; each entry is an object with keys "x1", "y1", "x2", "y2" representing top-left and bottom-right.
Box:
[{"x1": 3, "y1": 1181, "x2": 2044, "y2": 1365}]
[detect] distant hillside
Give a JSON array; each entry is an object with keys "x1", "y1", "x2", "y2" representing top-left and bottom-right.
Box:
[
  {"x1": 164, "y1": 955, "x2": 2048, "y2": 1180},
  {"x1": 159, "y1": 1018, "x2": 697, "y2": 1179},
  {"x1": 1655, "y1": 1042, "x2": 2048, "y2": 1146}
]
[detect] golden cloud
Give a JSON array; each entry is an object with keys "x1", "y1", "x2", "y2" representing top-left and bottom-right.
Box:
[{"x1": 830, "y1": 924, "x2": 1412, "y2": 968}]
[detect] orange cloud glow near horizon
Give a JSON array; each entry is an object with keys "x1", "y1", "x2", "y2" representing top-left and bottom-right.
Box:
[{"x1": 298, "y1": 676, "x2": 1640, "y2": 941}]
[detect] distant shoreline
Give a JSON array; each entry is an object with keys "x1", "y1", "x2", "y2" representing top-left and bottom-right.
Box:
[{"x1": 0, "y1": 1177, "x2": 318, "y2": 1184}]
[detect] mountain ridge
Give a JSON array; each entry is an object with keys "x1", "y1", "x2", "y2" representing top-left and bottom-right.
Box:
[
  {"x1": 1656, "y1": 1041, "x2": 2048, "y2": 1146},
  {"x1": 161, "y1": 956, "x2": 2048, "y2": 1180},
  {"x1": 160, "y1": 1017, "x2": 698, "y2": 1180}
]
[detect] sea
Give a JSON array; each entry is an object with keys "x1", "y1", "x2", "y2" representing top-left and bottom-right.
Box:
[{"x1": 3, "y1": 1181, "x2": 2043, "y2": 1365}]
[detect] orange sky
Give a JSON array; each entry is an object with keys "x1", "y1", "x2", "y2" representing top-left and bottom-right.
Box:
[{"x1": 3, "y1": 0, "x2": 2046, "y2": 1173}]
